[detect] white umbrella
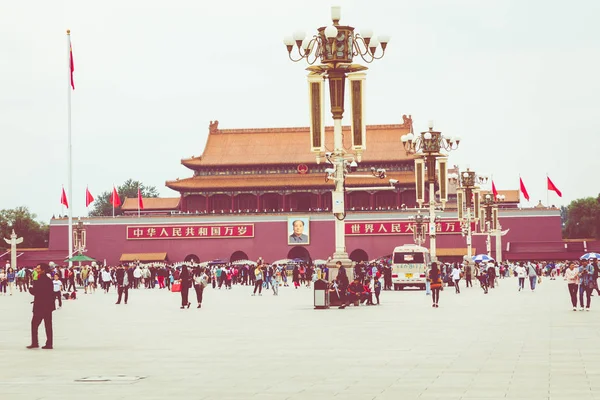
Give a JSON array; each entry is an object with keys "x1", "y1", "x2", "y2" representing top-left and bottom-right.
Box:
[
  {"x1": 472, "y1": 254, "x2": 494, "y2": 263},
  {"x1": 231, "y1": 259, "x2": 257, "y2": 266}
]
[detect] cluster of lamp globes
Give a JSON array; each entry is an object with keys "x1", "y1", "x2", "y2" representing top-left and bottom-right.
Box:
[
  {"x1": 282, "y1": 6, "x2": 390, "y2": 58},
  {"x1": 400, "y1": 122, "x2": 462, "y2": 147}
]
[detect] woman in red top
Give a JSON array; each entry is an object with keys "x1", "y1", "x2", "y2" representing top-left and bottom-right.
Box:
[{"x1": 429, "y1": 262, "x2": 442, "y2": 308}]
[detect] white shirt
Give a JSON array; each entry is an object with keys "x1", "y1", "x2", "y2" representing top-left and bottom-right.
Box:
[
  {"x1": 101, "y1": 270, "x2": 112, "y2": 282},
  {"x1": 451, "y1": 268, "x2": 462, "y2": 280},
  {"x1": 515, "y1": 265, "x2": 527, "y2": 278},
  {"x1": 53, "y1": 280, "x2": 62, "y2": 292}
]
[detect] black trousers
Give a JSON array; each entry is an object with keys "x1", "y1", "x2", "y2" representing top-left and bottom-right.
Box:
[
  {"x1": 31, "y1": 312, "x2": 53, "y2": 346},
  {"x1": 67, "y1": 280, "x2": 76, "y2": 292},
  {"x1": 54, "y1": 291, "x2": 62, "y2": 307},
  {"x1": 465, "y1": 276, "x2": 472, "y2": 287},
  {"x1": 431, "y1": 288, "x2": 440, "y2": 304},
  {"x1": 117, "y1": 286, "x2": 129, "y2": 303},
  {"x1": 194, "y1": 284, "x2": 204, "y2": 304},
  {"x1": 568, "y1": 283, "x2": 578, "y2": 307},
  {"x1": 181, "y1": 286, "x2": 189, "y2": 306},
  {"x1": 253, "y1": 279, "x2": 263, "y2": 294}
]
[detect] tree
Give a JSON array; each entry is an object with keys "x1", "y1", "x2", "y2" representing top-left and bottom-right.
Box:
[
  {"x1": 563, "y1": 194, "x2": 600, "y2": 239},
  {"x1": 0, "y1": 207, "x2": 49, "y2": 248},
  {"x1": 88, "y1": 180, "x2": 160, "y2": 217}
]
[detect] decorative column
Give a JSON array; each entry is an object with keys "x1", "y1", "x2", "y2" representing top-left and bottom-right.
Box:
[
  {"x1": 369, "y1": 192, "x2": 375, "y2": 210},
  {"x1": 3, "y1": 230, "x2": 23, "y2": 271},
  {"x1": 256, "y1": 192, "x2": 261, "y2": 212},
  {"x1": 205, "y1": 194, "x2": 210, "y2": 213}
]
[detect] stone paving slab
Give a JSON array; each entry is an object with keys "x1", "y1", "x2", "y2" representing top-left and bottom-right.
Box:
[{"x1": 0, "y1": 277, "x2": 599, "y2": 399}]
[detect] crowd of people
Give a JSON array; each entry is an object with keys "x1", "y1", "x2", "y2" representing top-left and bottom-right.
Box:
[{"x1": 4, "y1": 255, "x2": 598, "y2": 351}]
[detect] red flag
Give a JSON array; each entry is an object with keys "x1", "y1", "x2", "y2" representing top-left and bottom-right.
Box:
[
  {"x1": 491, "y1": 180, "x2": 498, "y2": 200},
  {"x1": 110, "y1": 186, "x2": 121, "y2": 207},
  {"x1": 70, "y1": 43, "x2": 75, "y2": 90},
  {"x1": 547, "y1": 176, "x2": 562, "y2": 197},
  {"x1": 85, "y1": 187, "x2": 94, "y2": 207},
  {"x1": 137, "y1": 187, "x2": 144, "y2": 210},
  {"x1": 519, "y1": 177, "x2": 530, "y2": 202},
  {"x1": 61, "y1": 187, "x2": 69, "y2": 208}
]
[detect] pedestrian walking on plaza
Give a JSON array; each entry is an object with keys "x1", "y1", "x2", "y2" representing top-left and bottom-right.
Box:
[
  {"x1": 67, "y1": 268, "x2": 76, "y2": 292},
  {"x1": 292, "y1": 266, "x2": 300, "y2": 289},
  {"x1": 27, "y1": 263, "x2": 55, "y2": 349},
  {"x1": 52, "y1": 274, "x2": 63, "y2": 309},
  {"x1": 115, "y1": 265, "x2": 133, "y2": 304},
  {"x1": 252, "y1": 264, "x2": 264, "y2": 296},
  {"x1": 428, "y1": 262, "x2": 442, "y2": 308},
  {"x1": 578, "y1": 259, "x2": 595, "y2": 311},
  {"x1": 0, "y1": 268, "x2": 7, "y2": 295},
  {"x1": 193, "y1": 268, "x2": 208, "y2": 308},
  {"x1": 464, "y1": 263, "x2": 472, "y2": 288},
  {"x1": 526, "y1": 262, "x2": 538, "y2": 292},
  {"x1": 271, "y1": 267, "x2": 279, "y2": 296},
  {"x1": 101, "y1": 267, "x2": 112, "y2": 293},
  {"x1": 515, "y1": 263, "x2": 526, "y2": 291},
  {"x1": 337, "y1": 263, "x2": 350, "y2": 309},
  {"x1": 6, "y1": 267, "x2": 15, "y2": 295},
  {"x1": 180, "y1": 265, "x2": 192, "y2": 309},
  {"x1": 591, "y1": 258, "x2": 600, "y2": 296},
  {"x1": 564, "y1": 263, "x2": 580, "y2": 311},
  {"x1": 451, "y1": 264, "x2": 462, "y2": 294}
]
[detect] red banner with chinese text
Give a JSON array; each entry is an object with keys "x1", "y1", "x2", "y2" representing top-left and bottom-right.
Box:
[
  {"x1": 345, "y1": 220, "x2": 476, "y2": 236},
  {"x1": 126, "y1": 224, "x2": 254, "y2": 240}
]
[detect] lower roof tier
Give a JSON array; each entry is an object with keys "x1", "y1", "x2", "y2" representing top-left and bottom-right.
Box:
[{"x1": 166, "y1": 171, "x2": 415, "y2": 192}]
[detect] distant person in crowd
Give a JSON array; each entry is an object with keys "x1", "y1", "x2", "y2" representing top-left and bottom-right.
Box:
[
  {"x1": 252, "y1": 264, "x2": 264, "y2": 296},
  {"x1": 373, "y1": 274, "x2": 382, "y2": 305},
  {"x1": 52, "y1": 274, "x2": 63, "y2": 309},
  {"x1": 464, "y1": 263, "x2": 472, "y2": 288},
  {"x1": 292, "y1": 265, "x2": 300, "y2": 289},
  {"x1": 101, "y1": 267, "x2": 112, "y2": 293},
  {"x1": 87, "y1": 268, "x2": 96, "y2": 293},
  {"x1": 27, "y1": 263, "x2": 55, "y2": 350},
  {"x1": 451, "y1": 264, "x2": 462, "y2": 294},
  {"x1": 515, "y1": 263, "x2": 527, "y2": 291},
  {"x1": 193, "y1": 268, "x2": 208, "y2": 308},
  {"x1": 6, "y1": 267, "x2": 15, "y2": 295},
  {"x1": 564, "y1": 262, "x2": 579, "y2": 311},
  {"x1": 337, "y1": 263, "x2": 350, "y2": 309},
  {"x1": 271, "y1": 266, "x2": 279, "y2": 296},
  {"x1": 527, "y1": 262, "x2": 538, "y2": 292},
  {"x1": 288, "y1": 219, "x2": 308, "y2": 244},
  {"x1": 115, "y1": 265, "x2": 134, "y2": 305},
  {"x1": 487, "y1": 263, "x2": 496, "y2": 289},
  {"x1": 579, "y1": 259, "x2": 595, "y2": 311},
  {"x1": 179, "y1": 265, "x2": 192, "y2": 309},
  {"x1": 429, "y1": 262, "x2": 442, "y2": 308},
  {"x1": 591, "y1": 258, "x2": 600, "y2": 296},
  {"x1": 0, "y1": 268, "x2": 6, "y2": 295}
]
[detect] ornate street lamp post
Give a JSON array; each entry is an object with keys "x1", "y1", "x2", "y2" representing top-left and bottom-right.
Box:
[
  {"x1": 284, "y1": 6, "x2": 390, "y2": 271},
  {"x1": 401, "y1": 122, "x2": 460, "y2": 261},
  {"x1": 449, "y1": 168, "x2": 488, "y2": 259},
  {"x1": 480, "y1": 193, "x2": 505, "y2": 260},
  {"x1": 72, "y1": 217, "x2": 87, "y2": 255},
  {"x1": 410, "y1": 212, "x2": 429, "y2": 247}
]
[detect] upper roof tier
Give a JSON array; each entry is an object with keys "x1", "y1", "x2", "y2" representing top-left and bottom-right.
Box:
[{"x1": 181, "y1": 118, "x2": 413, "y2": 169}]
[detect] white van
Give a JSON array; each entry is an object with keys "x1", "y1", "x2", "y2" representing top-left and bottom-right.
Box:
[{"x1": 391, "y1": 244, "x2": 431, "y2": 290}]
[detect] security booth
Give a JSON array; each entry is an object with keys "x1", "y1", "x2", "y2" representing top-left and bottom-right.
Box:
[{"x1": 314, "y1": 279, "x2": 329, "y2": 309}]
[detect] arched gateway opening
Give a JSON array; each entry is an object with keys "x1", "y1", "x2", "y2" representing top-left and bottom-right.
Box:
[
  {"x1": 185, "y1": 254, "x2": 200, "y2": 263},
  {"x1": 230, "y1": 251, "x2": 249, "y2": 263},
  {"x1": 287, "y1": 247, "x2": 311, "y2": 263},
  {"x1": 349, "y1": 249, "x2": 369, "y2": 263}
]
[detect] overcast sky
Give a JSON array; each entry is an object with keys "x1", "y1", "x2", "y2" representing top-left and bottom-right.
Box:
[{"x1": 1, "y1": 0, "x2": 599, "y2": 222}]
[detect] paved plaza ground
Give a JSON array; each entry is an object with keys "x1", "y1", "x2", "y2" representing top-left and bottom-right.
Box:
[{"x1": 1, "y1": 277, "x2": 599, "y2": 400}]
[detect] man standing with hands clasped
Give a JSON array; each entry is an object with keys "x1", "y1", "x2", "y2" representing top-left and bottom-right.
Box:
[
  {"x1": 116, "y1": 264, "x2": 134, "y2": 305},
  {"x1": 27, "y1": 263, "x2": 55, "y2": 349}
]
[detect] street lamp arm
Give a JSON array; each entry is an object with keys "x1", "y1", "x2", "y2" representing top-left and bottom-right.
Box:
[{"x1": 353, "y1": 35, "x2": 386, "y2": 62}]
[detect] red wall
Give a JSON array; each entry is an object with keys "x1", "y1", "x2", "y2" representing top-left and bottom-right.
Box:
[{"x1": 44, "y1": 210, "x2": 563, "y2": 265}]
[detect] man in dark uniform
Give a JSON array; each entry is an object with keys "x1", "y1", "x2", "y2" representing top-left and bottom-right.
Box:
[
  {"x1": 27, "y1": 263, "x2": 55, "y2": 349},
  {"x1": 115, "y1": 264, "x2": 134, "y2": 304}
]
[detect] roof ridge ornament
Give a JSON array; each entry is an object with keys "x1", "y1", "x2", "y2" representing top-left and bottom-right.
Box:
[{"x1": 209, "y1": 120, "x2": 219, "y2": 134}]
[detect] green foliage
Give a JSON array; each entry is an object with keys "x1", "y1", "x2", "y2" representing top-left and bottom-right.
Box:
[
  {"x1": 0, "y1": 207, "x2": 49, "y2": 248},
  {"x1": 563, "y1": 194, "x2": 600, "y2": 239},
  {"x1": 88, "y1": 180, "x2": 159, "y2": 217}
]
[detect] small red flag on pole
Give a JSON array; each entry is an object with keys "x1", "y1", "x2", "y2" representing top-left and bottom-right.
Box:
[
  {"x1": 547, "y1": 176, "x2": 562, "y2": 197},
  {"x1": 85, "y1": 187, "x2": 95, "y2": 207},
  {"x1": 491, "y1": 180, "x2": 499, "y2": 200},
  {"x1": 519, "y1": 177, "x2": 530, "y2": 202},
  {"x1": 137, "y1": 187, "x2": 144, "y2": 211},
  {"x1": 69, "y1": 43, "x2": 75, "y2": 90},
  {"x1": 110, "y1": 186, "x2": 121, "y2": 207},
  {"x1": 61, "y1": 187, "x2": 69, "y2": 208}
]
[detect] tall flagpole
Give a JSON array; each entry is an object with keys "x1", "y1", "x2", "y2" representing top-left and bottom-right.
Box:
[
  {"x1": 138, "y1": 184, "x2": 141, "y2": 218},
  {"x1": 546, "y1": 172, "x2": 549, "y2": 208},
  {"x1": 67, "y1": 30, "x2": 73, "y2": 267}
]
